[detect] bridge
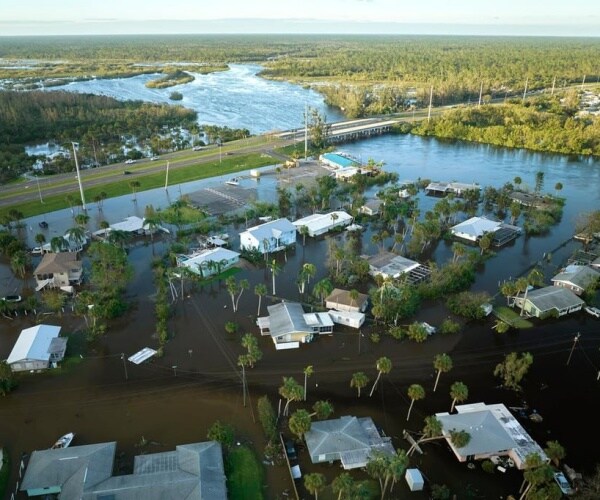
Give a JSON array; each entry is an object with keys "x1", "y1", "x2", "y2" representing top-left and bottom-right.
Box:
[{"x1": 275, "y1": 116, "x2": 404, "y2": 143}]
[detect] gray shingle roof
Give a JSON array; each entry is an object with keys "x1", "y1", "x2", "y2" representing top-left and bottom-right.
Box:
[
  {"x1": 266, "y1": 302, "x2": 311, "y2": 339},
  {"x1": 551, "y1": 265, "x2": 599, "y2": 289}
]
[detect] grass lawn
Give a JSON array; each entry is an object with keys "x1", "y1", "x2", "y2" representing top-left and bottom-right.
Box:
[
  {"x1": 225, "y1": 445, "x2": 264, "y2": 500},
  {"x1": 0, "y1": 152, "x2": 275, "y2": 219},
  {"x1": 493, "y1": 306, "x2": 534, "y2": 329}
]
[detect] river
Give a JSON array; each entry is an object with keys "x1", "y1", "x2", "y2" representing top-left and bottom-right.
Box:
[
  {"x1": 48, "y1": 63, "x2": 345, "y2": 134},
  {"x1": 1, "y1": 66, "x2": 600, "y2": 498}
]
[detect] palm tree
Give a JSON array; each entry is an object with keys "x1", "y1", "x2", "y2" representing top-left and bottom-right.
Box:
[
  {"x1": 269, "y1": 259, "x2": 281, "y2": 295},
  {"x1": 235, "y1": 279, "x2": 249, "y2": 312},
  {"x1": 406, "y1": 384, "x2": 425, "y2": 421},
  {"x1": 10, "y1": 250, "x2": 28, "y2": 280},
  {"x1": 349, "y1": 289, "x2": 359, "y2": 308},
  {"x1": 304, "y1": 473, "x2": 326, "y2": 500},
  {"x1": 279, "y1": 376, "x2": 303, "y2": 416},
  {"x1": 350, "y1": 371, "x2": 369, "y2": 397},
  {"x1": 312, "y1": 278, "x2": 333, "y2": 305},
  {"x1": 450, "y1": 381, "x2": 469, "y2": 412},
  {"x1": 34, "y1": 233, "x2": 46, "y2": 247},
  {"x1": 332, "y1": 473, "x2": 355, "y2": 500},
  {"x1": 451, "y1": 242, "x2": 466, "y2": 263},
  {"x1": 433, "y1": 353, "x2": 453, "y2": 392},
  {"x1": 289, "y1": 409, "x2": 312, "y2": 440},
  {"x1": 519, "y1": 453, "x2": 554, "y2": 500},
  {"x1": 65, "y1": 226, "x2": 86, "y2": 249},
  {"x1": 106, "y1": 229, "x2": 130, "y2": 249},
  {"x1": 254, "y1": 283, "x2": 267, "y2": 316},
  {"x1": 407, "y1": 415, "x2": 443, "y2": 456},
  {"x1": 517, "y1": 268, "x2": 545, "y2": 316},
  {"x1": 299, "y1": 225, "x2": 310, "y2": 245},
  {"x1": 129, "y1": 180, "x2": 141, "y2": 202},
  {"x1": 509, "y1": 202, "x2": 522, "y2": 224},
  {"x1": 74, "y1": 213, "x2": 90, "y2": 227},
  {"x1": 303, "y1": 365, "x2": 313, "y2": 401},
  {"x1": 514, "y1": 176, "x2": 522, "y2": 189},
  {"x1": 369, "y1": 356, "x2": 392, "y2": 397},
  {"x1": 545, "y1": 440, "x2": 566, "y2": 467},
  {"x1": 226, "y1": 277, "x2": 240, "y2": 311},
  {"x1": 388, "y1": 450, "x2": 409, "y2": 494},
  {"x1": 554, "y1": 182, "x2": 563, "y2": 196},
  {"x1": 310, "y1": 400, "x2": 334, "y2": 420},
  {"x1": 50, "y1": 236, "x2": 68, "y2": 253}
]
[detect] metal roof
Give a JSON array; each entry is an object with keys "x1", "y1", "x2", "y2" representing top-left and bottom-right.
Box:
[
  {"x1": 7, "y1": 324, "x2": 62, "y2": 364},
  {"x1": 551, "y1": 265, "x2": 599, "y2": 289},
  {"x1": 451, "y1": 216, "x2": 500, "y2": 239},
  {"x1": 128, "y1": 347, "x2": 157, "y2": 365},
  {"x1": 526, "y1": 286, "x2": 585, "y2": 312},
  {"x1": 292, "y1": 211, "x2": 352, "y2": 235},
  {"x1": 240, "y1": 218, "x2": 296, "y2": 242},
  {"x1": 266, "y1": 302, "x2": 311, "y2": 339},
  {"x1": 179, "y1": 247, "x2": 240, "y2": 273},
  {"x1": 305, "y1": 416, "x2": 394, "y2": 469},
  {"x1": 366, "y1": 252, "x2": 421, "y2": 277},
  {"x1": 22, "y1": 441, "x2": 226, "y2": 500}
]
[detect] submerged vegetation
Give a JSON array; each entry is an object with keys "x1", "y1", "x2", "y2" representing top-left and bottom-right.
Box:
[{"x1": 145, "y1": 69, "x2": 195, "y2": 89}]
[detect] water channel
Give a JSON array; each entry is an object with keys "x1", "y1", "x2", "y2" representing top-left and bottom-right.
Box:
[{"x1": 1, "y1": 65, "x2": 600, "y2": 498}]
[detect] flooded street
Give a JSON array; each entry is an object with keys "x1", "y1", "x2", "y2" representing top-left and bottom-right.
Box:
[{"x1": 2, "y1": 71, "x2": 600, "y2": 497}]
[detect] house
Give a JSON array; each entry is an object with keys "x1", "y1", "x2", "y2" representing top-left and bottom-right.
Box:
[
  {"x1": 325, "y1": 288, "x2": 368, "y2": 313},
  {"x1": 333, "y1": 167, "x2": 362, "y2": 180},
  {"x1": 21, "y1": 440, "x2": 227, "y2": 499},
  {"x1": 512, "y1": 286, "x2": 585, "y2": 318},
  {"x1": 304, "y1": 416, "x2": 395, "y2": 470},
  {"x1": 327, "y1": 310, "x2": 365, "y2": 329},
  {"x1": 34, "y1": 252, "x2": 82, "y2": 291},
  {"x1": 93, "y1": 216, "x2": 168, "y2": 237},
  {"x1": 360, "y1": 199, "x2": 383, "y2": 216},
  {"x1": 256, "y1": 302, "x2": 333, "y2": 349},
  {"x1": 551, "y1": 265, "x2": 600, "y2": 295},
  {"x1": 450, "y1": 216, "x2": 521, "y2": 246},
  {"x1": 176, "y1": 247, "x2": 240, "y2": 277},
  {"x1": 365, "y1": 252, "x2": 431, "y2": 284},
  {"x1": 6, "y1": 324, "x2": 66, "y2": 372},
  {"x1": 41, "y1": 232, "x2": 88, "y2": 253},
  {"x1": 436, "y1": 403, "x2": 548, "y2": 470},
  {"x1": 239, "y1": 218, "x2": 296, "y2": 254},
  {"x1": 425, "y1": 181, "x2": 481, "y2": 197},
  {"x1": 293, "y1": 211, "x2": 353, "y2": 237}
]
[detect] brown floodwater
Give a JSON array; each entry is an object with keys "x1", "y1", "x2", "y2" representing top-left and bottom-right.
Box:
[{"x1": 2, "y1": 228, "x2": 600, "y2": 499}]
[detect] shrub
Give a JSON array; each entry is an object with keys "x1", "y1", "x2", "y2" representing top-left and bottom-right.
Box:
[{"x1": 439, "y1": 319, "x2": 461, "y2": 335}]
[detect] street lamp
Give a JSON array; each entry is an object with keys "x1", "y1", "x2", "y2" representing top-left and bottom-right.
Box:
[{"x1": 72, "y1": 142, "x2": 87, "y2": 212}]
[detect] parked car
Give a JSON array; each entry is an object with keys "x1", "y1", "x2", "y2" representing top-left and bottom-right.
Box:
[
  {"x1": 1, "y1": 295, "x2": 22, "y2": 303},
  {"x1": 125, "y1": 159, "x2": 136, "y2": 164},
  {"x1": 39, "y1": 221, "x2": 48, "y2": 229},
  {"x1": 554, "y1": 471, "x2": 574, "y2": 495},
  {"x1": 585, "y1": 306, "x2": 600, "y2": 318},
  {"x1": 284, "y1": 439, "x2": 297, "y2": 461},
  {"x1": 150, "y1": 156, "x2": 159, "y2": 161},
  {"x1": 31, "y1": 247, "x2": 44, "y2": 255},
  {"x1": 192, "y1": 146, "x2": 204, "y2": 151}
]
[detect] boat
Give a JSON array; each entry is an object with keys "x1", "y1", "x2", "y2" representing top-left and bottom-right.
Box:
[
  {"x1": 51, "y1": 432, "x2": 75, "y2": 449},
  {"x1": 225, "y1": 177, "x2": 240, "y2": 186}
]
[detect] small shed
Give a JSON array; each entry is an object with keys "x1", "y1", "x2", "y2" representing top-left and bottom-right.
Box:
[{"x1": 405, "y1": 468, "x2": 424, "y2": 491}]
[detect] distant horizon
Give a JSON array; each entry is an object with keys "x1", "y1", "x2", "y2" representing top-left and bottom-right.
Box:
[{"x1": 0, "y1": 20, "x2": 599, "y2": 38}]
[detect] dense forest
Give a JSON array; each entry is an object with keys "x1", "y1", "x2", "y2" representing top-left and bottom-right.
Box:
[
  {"x1": 1, "y1": 35, "x2": 598, "y2": 109},
  {"x1": 0, "y1": 91, "x2": 197, "y2": 182},
  {"x1": 412, "y1": 95, "x2": 600, "y2": 156}
]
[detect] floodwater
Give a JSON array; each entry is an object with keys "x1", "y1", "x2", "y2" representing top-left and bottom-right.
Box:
[
  {"x1": 2, "y1": 77, "x2": 600, "y2": 498},
  {"x1": 48, "y1": 64, "x2": 345, "y2": 134}
]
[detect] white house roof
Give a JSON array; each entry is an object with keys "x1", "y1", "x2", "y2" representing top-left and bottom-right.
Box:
[
  {"x1": 7, "y1": 324, "x2": 62, "y2": 364},
  {"x1": 110, "y1": 216, "x2": 147, "y2": 232},
  {"x1": 179, "y1": 247, "x2": 240, "y2": 270},
  {"x1": 303, "y1": 312, "x2": 334, "y2": 328},
  {"x1": 451, "y1": 216, "x2": 500, "y2": 238},
  {"x1": 241, "y1": 218, "x2": 296, "y2": 241},
  {"x1": 366, "y1": 252, "x2": 421, "y2": 277},
  {"x1": 293, "y1": 211, "x2": 352, "y2": 233},
  {"x1": 436, "y1": 403, "x2": 548, "y2": 467}
]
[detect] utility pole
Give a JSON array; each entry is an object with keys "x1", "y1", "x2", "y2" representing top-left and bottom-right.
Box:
[
  {"x1": 241, "y1": 363, "x2": 247, "y2": 407},
  {"x1": 36, "y1": 175, "x2": 44, "y2": 204},
  {"x1": 427, "y1": 86, "x2": 433, "y2": 123},
  {"x1": 566, "y1": 333, "x2": 580, "y2": 366},
  {"x1": 522, "y1": 78, "x2": 529, "y2": 103},
  {"x1": 304, "y1": 103, "x2": 308, "y2": 160},
  {"x1": 581, "y1": 75, "x2": 586, "y2": 89},
  {"x1": 551, "y1": 76, "x2": 556, "y2": 96},
  {"x1": 72, "y1": 142, "x2": 87, "y2": 212},
  {"x1": 478, "y1": 81, "x2": 483, "y2": 107},
  {"x1": 121, "y1": 353, "x2": 128, "y2": 381},
  {"x1": 164, "y1": 161, "x2": 170, "y2": 190}
]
